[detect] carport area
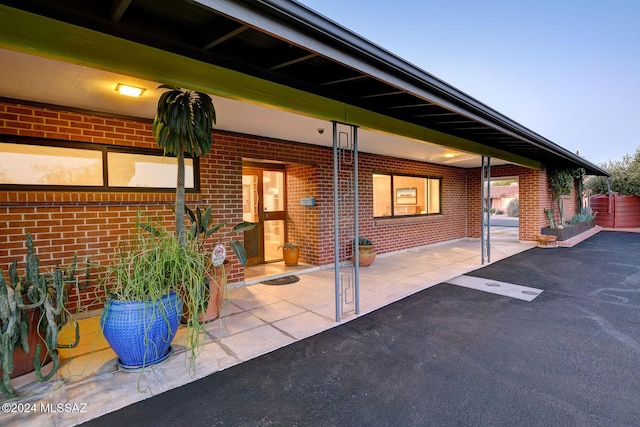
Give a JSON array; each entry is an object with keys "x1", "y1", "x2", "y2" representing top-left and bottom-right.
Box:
[{"x1": 86, "y1": 231, "x2": 640, "y2": 426}]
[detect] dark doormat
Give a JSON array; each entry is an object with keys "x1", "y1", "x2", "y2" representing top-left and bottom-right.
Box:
[{"x1": 261, "y1": 275, "x2": 300, "y2": 286}]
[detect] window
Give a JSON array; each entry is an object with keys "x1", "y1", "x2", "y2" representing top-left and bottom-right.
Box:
[
  {"x1": 373, "y1": 173, "x2": 441, "y2": 217},
  {"x1": 0, "y1": 142, "x2": 103, "y2": 186},
  {"x1": 107, "y1": 152, "x2": 193, "y2": 188},
  {"x1": 0, "y1": 137, "x2": 197, "y2": 191}
]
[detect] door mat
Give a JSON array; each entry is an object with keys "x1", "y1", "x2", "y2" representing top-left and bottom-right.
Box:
[{"x1": 261, "y1": 275, "x2": 300, "y2": 286}]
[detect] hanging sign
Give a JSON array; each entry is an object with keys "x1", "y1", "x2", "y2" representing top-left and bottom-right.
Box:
[{"x1": 212, "y1": 243, "x2": 226, "y2": 267}]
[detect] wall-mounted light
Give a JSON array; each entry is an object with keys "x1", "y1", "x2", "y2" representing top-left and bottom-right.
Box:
[
  {"x1": 443, "y1": 153, "x2": 455, "y2": 158},
  {"x1": 115, "y1": 83, "x2": 145, "y2": 97}
]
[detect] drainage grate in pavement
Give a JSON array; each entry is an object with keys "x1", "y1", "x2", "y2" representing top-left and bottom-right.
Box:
[{"x1": 446, "y1": 275, "x2": 543, "y2": 302}]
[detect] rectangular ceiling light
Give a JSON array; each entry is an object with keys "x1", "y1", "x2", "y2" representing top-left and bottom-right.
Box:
[{"x1": 115, "y1": 83, "x2": 145, "y2": 97}]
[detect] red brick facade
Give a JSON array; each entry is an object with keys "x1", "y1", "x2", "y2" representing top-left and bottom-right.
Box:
[{"x1": 1, "y1": 100, "x2": 567, "y2": 311}]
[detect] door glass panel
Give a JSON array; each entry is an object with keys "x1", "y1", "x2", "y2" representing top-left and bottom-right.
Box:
[
  {"x1": 264, "y1": 220, "x2": 284, "y2": 262},
  {"x1": 242, "y1": 175, "x2": 259, "y2": 222},
  {"x1": 263, "y1": 170, "x2": 285, "y2": 262},
  {"x1": 263, "y1": 171, "x2": 284, "y2": 212},
  {"x1": 242, "y1": 174, "x2": 260, "y2": 263}
]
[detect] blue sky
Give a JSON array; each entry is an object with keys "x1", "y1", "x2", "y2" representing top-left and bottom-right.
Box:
[{"x1": 297, "y1": 0, "x2": 640, "y2": 166}]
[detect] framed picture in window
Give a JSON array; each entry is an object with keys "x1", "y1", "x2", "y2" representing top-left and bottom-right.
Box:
[{"x1": 396, "y1": 187, "x2": 417, "y2": 205}]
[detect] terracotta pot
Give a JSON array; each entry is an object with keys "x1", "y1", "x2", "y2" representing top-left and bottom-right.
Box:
[
  {"x1": 283, "y1": 247, "x2": 300, "y2": 266},
  {"x1": 198, "y1": 281, "x2": 223, "y2": 323},
  {"x1": 6, "y1": 308, "x2": 51, "y2": 379},
  {"x1": 181, "y1": 275, "x2": 224, "y2": 324},
  {"x1": 357, "y1": 246, "x2": 376, "y2": 267}
]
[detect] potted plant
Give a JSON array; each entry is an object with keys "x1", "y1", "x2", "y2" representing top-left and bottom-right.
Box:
[
  {"x1": 279, "y1": 243, "x2": 300, "y2": 266},
  {"x1": 0, "y1": 234, "x2": 84, "y2": 397},
  {"x1": 354, "y1": 236, "x2": 376, "y2": 267},
  {"x1": 142, "y1": 86, "x2": 218, "y2": 370},
  {"x1": 100, "y1": 217, "x2": 209, "y2": 370},
  {"x1": 183, "y1": 205, "x2": 255, "y2": 322}
]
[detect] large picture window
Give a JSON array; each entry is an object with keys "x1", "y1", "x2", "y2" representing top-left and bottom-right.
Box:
[
  {"x1": 373, "y1": 173, "x2": 441, "y2": 217},
  {"x1": 0, "y1": 137, "x2": 197, "y2": 191}
]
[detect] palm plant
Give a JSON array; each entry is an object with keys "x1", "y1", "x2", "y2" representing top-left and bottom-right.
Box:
[{"x1": 152, "y1": 85, "x2": 216, "y2": 247}]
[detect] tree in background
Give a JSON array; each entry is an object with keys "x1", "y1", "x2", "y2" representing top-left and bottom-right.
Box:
[
  {"x1": 506, "y1": 198, "x2": 519, "y2": 217},
  {"x1": 585, "y1": 147, "x2": 640, "y2": 196},
  {"x1": 491, "y1": 179, "x2": 518, "y2": 186}
]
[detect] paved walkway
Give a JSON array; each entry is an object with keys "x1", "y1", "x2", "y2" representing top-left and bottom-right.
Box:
[
  {"x1": 1, "y1": 235, "x2": 533, "y2": 426},
  {"x1": 82, "y1": 232, "x2": 640, "y2": 426}
]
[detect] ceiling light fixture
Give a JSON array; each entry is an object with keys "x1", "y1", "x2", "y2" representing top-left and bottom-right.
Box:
[
  {"x1": 444, "y1": 153, "x2": 455, "y2": 158},
  {"x1": 115, "y1": 83, "x2": 145, "y2": 97}
]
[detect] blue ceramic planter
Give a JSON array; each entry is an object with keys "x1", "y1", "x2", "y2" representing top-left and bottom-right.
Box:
[{"x1": 101, "y1": 292, "x2": 182, "y2": 368}]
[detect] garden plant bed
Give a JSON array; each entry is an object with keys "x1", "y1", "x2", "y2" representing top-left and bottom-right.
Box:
[{"x1": 540, "y1": 224, "x2": 594, "y2": 241}]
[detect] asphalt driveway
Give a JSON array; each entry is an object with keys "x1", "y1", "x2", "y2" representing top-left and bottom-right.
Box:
[{"x1": 84, "y1": 231, "x2": 640, "y2": 426}]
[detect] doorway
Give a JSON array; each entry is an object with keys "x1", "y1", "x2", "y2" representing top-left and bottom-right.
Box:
[
  {"x1": 242, "y1": 164, "x2": 286, "y2": 266},
  {"x1": 489, "y1": 177, "x2": 520, "y2": 242}
]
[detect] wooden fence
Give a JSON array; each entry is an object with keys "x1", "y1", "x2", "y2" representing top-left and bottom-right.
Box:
[{"x1": 591, "y1": 193, "x2": 640, "y2": 228}]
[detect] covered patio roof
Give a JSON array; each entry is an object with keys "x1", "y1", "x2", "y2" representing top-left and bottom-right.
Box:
[{"x1": 0, "y1": 0, "x2": 608, "y2": 175}]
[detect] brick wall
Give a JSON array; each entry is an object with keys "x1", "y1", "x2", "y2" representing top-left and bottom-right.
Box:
[
  {"x1": 466, "y1": 165, "x2": 579, "y2": 241},
  {"x1": 1, "y1": 101, "x2": 205, "y2": 311},
  {"x1": 1, "y1": 99, "x2": 564, "y2": 313},
  {"x1": 359, "y1": 153, "x2": 468, "y2": 253},
  {"x1": 285, "y1": 163, "x2": 319, "y2": 265}
]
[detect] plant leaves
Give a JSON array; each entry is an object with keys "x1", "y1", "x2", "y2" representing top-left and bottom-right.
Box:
[{"x1": 229, "y1": 240, "x2": 248, "y2": 266}]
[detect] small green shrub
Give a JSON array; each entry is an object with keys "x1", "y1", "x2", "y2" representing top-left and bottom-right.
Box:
[
  {"x1": 357, "y1": 237, "x2": 373, "y2": 246},
  {"x1": 567, "y1": 210, "x2": 597, "y2": 225},
  {"x1": 507, "y1": 198, "x2": 519, "y2": 217}
]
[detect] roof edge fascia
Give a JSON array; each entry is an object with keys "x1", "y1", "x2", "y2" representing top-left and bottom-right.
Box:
[{"x1": 214, "y1": 0, "x2": 608, "y2": 176}]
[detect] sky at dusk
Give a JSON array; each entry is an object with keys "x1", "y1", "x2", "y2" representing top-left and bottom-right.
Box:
[{"x1": 297, "y1": 0, "x2": 640, "y2": 167}]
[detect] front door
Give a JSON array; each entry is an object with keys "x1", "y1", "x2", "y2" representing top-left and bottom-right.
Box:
[{"x1": 242, "y1": 166, "x2": 286, "y2": 266}]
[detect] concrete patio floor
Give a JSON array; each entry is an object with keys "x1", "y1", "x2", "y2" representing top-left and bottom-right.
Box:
[{"x1": 1, "y1": 233, "x2": 533, "y2": 427}]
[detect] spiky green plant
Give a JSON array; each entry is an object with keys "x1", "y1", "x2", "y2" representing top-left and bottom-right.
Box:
[
  {"x1": 184, "y1": 205, "x2": 255, "y2": 264},
  {"x1": 0, "y1": 234, "x2": 84, "y2": 397},
  {"x1": 152, "y1": 85, "x2": 216, "y2": 247},
  {"x1": 183, "y1": 205, "x2": 255, "y2": 318},
  {"x1": 544, "y1": 208, "x2": 556, "y2": 229}
]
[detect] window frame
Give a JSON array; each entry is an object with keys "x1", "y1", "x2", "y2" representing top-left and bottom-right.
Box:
[
  {"x1": 0, "y1": 135, "x2": 200, "y2": 192},
  {"x1": 372, "y1": 172, "x2": 442, "y2": 218}
]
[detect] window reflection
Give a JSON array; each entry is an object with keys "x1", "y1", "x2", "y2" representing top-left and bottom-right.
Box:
[
  {"x1": 0, "y1": 141, "x2": 196, "y2": 190},
  {"x1": 108, "y1": 152, "x2": 193, "y2": 188},
  {"x1": 372, "y1": 173, "x2": 442, "y2": 217},
  {"x1": 0, "y1": 143, "x2": 102, "y2": 186}
]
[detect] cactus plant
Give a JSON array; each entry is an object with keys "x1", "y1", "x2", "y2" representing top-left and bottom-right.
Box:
[{"x1": 0, "y1": 234, "x2": 85, "y2": 397}]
